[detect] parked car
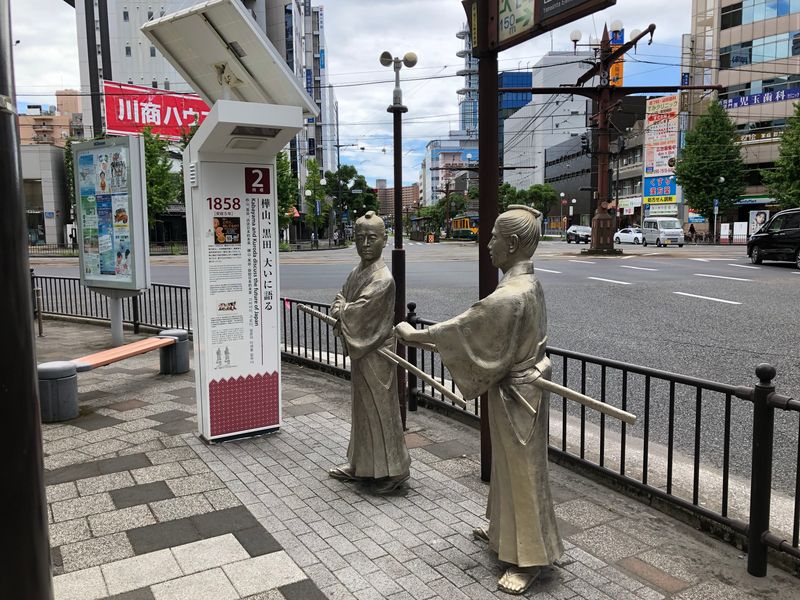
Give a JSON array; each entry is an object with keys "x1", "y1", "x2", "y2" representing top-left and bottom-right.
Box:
[
  {"x1": 642, "y1": 217, "x2": 684, "y2": 247},
  {"x1": 566, "y1": 225, "x2": 591, "y2": 244},
  {"x1": 614, "y1": 227, "x2": 643, "y2": 245},
  {"x1": 747, "y1": 207, "x2": 800, "y2": 268}
]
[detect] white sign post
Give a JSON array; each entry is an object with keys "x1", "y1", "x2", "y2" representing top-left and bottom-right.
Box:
[{"x1": 142, "y1": 0, "x2": 317, "y2": 441}]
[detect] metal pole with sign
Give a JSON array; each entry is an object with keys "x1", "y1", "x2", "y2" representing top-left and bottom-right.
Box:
[
  {"x1": 142, "y1": 0, "x2": 318, "y2": 441},
  {"x1": 714, "y1": 198, "x2": 719, "y2": 243}
]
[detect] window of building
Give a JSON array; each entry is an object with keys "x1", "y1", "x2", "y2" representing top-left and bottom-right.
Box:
[
  {"x1": 150, "y1": 46, "x2": 156, "y2": 57},
  {"x1": 97, "y1": 44, "x2": 102, "y2": 54},
  {"x1": 128, "y1": 79, "x2": 133, "y2": 84},
  {"x1": 152, "y1": 80, "x2": 158, "y2": 89},
  {"x1": 123, "y1": 9, "x2": 129, "y2": 22},
  {"x1": 163, "y1": 79, "x2": 170, "y2": 90},
  {"x1": 125, "y1": 45, "x2": 131, "y2": 57},
  {"x1": 721, "y1": 3, "x2": 742, "y2": 29},
  {"x1": 147, "y1": 10, "x2": 153, "y2": 20},
  {"x1": 742, "y1": 0, "x2": 799, "y2": 24}
]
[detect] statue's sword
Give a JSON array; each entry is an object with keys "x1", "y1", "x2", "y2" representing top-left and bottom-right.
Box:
[
  {"x1": 297, "y1": 304, "x2": 636, "y2": 425},
  {"x1": 297, "y1": 304, "x2": 467, "y2": 409}
]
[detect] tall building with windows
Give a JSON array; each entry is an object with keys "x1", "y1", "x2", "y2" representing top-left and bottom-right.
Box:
[
  {"x1": 72, "y1": 0, "x2": 336, "y2": 209},
  {"x1": 685, "y1": 0, "x2": 800, "y2": 205},
  {"x1": 503, "y1": 51, "x2": 593, "y2": 190}
]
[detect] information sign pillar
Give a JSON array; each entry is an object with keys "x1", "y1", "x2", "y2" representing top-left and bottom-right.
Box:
[{"x1": 184, "y1": 101, "x2": 303, "y2": 442}]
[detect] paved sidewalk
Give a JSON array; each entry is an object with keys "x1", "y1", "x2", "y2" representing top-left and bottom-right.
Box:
[{"x1": 37, "y1": 321, "x2": 796, "y2": 599}]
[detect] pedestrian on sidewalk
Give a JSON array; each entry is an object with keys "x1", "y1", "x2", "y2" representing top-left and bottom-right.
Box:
[
  {"x1": 395, "y1": 205, "x2": 562, "y2": 595},
  {"x1": 328, "y1": 211, "x2": 411, "y2": 494},
  {"x1": 310, "y1": 231, "x2": 318, "y2": 249}
]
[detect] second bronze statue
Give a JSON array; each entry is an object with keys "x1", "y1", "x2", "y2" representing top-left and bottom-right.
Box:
[{"x1": 326, "y1": 211, "x2": 411, "y2": 495}]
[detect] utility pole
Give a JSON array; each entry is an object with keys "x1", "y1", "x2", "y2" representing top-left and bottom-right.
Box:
[
  {"x1": 0, "y1": 3, "x2": 53, "y2": 596},
  {"x1": 500, "y1": 24, "x2": 720, "y2": 254}
]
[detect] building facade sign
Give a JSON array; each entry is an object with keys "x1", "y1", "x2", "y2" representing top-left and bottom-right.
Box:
[
  {"x1": 722, "y1": 87, "x2": 800, "y2": 110},
  {"x1": 103, "y1": 81, "x2": 210, "y2": 141}
]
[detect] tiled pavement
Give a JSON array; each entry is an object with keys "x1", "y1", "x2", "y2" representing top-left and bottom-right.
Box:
[{"x1": 37, "y1": 320, "x2": 797, "y2": 599}]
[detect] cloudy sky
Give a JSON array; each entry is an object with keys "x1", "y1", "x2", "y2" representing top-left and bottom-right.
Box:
[{"x1": 10, "y1": 0, "x2": 692, "y2": 186}]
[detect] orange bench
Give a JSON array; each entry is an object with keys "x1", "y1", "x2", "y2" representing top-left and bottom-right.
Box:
[
  {"x1": 38, "y1": 329, "x2": 189, "y2": 423},
  {"x1": 73, "y1": 337, "x2": 176, "y2": 372},
  {"x1": 72, "y1": 329, "x2": 189, "y2": 374}
]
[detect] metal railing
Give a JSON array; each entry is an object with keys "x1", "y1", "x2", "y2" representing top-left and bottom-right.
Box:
[
  {"x1": 28, "y1": 242, "x2": 188, "y2": 256},
  {"x1": 31, "y1": 273, "x2": 799, "y2": 574},
  {"x1": 32, "y1": 273, "x2": 190, "y2": 332}
]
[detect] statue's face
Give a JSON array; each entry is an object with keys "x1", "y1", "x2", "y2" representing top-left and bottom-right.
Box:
[
  {"x1": 355, "y1": 220, "x2": 387, "y2": 263},
  {"x1": 488, "y1": 223, "x2": 511, "y2": 270}
]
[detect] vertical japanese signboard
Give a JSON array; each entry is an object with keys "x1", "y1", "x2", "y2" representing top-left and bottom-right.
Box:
[
  {"x1": 73, "y1": 136, "x2": 150, "y2": 291},
  {"x1": 643, "y1": 95, "x2": 681, "y2": 209},
  {"x1": 190, "y1": 162, "x2": 280, "y2": 441}
]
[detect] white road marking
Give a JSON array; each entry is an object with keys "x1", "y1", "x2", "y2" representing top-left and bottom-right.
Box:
[
  {"x1": 689, "y1": 258, "x2": 709, "y2": 262},
  {"x1": 727, "y1": 263, "x2": 759, "y2": 269},
  {"x1": 673, "y1": 292, "x2": 741, "y2": 305},
  {"x1": 621, "y1": 255, "x2": 637, "y2": 260},
  {"x1": 620, "y1": 265, "x2": 658, "y2": 271},
  {"x1": 535, "y1": 268, "x2": 562, "y2": 274},
  {"x1": 588, "y1": 277, "x2": 631, "y2": 285},
  {"x1": 569, "y1": 259, "x2": 596, "y2": 264},
  {"x1": 694, "y1": 273, "x2": 751, "y2": 282}
]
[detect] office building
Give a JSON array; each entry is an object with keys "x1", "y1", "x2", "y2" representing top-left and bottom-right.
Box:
[
  {"x1": 685, "y1": 0, "x2": 800, "y2": 208},
  {"x1": 503, "y1": 51, "x2": 594, "y2": 190}
]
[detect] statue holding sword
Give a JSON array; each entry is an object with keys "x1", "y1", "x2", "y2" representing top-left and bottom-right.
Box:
[
  {"x1": 395, "y1": 205, "x2": 563, "y2": 595},
  {"x1": 327, "y1": 211, "x2": 411, "y2": 494}
]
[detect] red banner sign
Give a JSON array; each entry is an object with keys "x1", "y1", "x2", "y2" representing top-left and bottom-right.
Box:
[{"x1": 103, "y1": 81, "x2": 210, "y2": 141}]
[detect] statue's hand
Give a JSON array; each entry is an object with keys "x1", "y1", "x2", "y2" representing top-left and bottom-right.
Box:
[
  {"x1": 330, "y1": 294, "x2": 345, "y2": 318},
  {"x1": 394, "y1": 322, "x2": 417, "y2": 342}
]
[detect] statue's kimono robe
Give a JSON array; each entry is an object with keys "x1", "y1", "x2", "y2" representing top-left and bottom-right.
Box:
[
  {"x1": 427, "y1": 261, "x2": 563, "y2": 567},
  {"x1": 333, "y1": 259, "x2": 410, "y2": 479}
]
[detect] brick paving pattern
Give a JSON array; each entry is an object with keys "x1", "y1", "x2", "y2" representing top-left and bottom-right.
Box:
[{"x1": 37, "y1": 321, "x2": 797, "y2": 598}]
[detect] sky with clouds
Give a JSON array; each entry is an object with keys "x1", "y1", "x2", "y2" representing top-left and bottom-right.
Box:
[{"x1": 10, "y1": 0, "x2": 692, "y2": 186}]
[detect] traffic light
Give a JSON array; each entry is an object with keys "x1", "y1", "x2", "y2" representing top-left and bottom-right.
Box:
[{"x1": 580, "y1": 134, "x2": 590, "y2": 154}]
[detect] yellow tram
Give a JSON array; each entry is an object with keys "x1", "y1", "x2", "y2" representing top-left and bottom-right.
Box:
[{"x1": 451, "y1": 212, "x2": 479, "y2": 240}]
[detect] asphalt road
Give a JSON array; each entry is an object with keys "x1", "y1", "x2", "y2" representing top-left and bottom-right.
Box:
[{"x1": 31, "y1": 240, "x2": 800, "y2": 491}]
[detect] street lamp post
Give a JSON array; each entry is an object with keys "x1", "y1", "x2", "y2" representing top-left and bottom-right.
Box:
[
  {"x1": 381, "y1": 49, "x2": 416, "y2": 429},
  {"x1": 559, "y1": 192, "x2": 566, "y2": 238}
]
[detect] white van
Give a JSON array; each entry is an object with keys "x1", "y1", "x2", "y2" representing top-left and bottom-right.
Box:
[{"x1": 642, "y1": 217, "x2": 684, "y2": 247}]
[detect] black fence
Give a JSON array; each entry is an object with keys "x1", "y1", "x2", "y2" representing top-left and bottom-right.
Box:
[
  {"x1": 32, "y1": 274, "x2": 190, "y2": 332},
  {"x1": 31, "y1": 273, "x2": 799, "y2": 574},
  {"x1": 28, "y1": 242, "x2": 188, "y2": 257}
]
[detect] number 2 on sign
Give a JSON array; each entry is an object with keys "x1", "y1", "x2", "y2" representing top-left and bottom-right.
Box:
[{"x1": 207, "y1": 197, "x2": 241, "y2": 210}]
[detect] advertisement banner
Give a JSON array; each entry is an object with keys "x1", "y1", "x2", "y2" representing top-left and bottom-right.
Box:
[
  {"x1": 749, "y1": 209, "x2": 769, "y2": 235},
  {"x1": 646, "y1": 203, "x2": 678, "y2": 216},
  {"x1": 643, "y1": 95, "x2": 680, "y2": 177},
  {"x1": 103, "y1": 81, "x2": 210, "y2": 141},
  {"x1": 688, "y1": 209, "x2": 706, "y2": 223},
  {"x1": 609, "y1": 28, "x2": 624, "y2": 87},
  {"x1": 74, "y1": 136, "x2": 150, "y2": 291},
  {"x1": 643, "y1": 176, "x2": 676, "y2": 198}
]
